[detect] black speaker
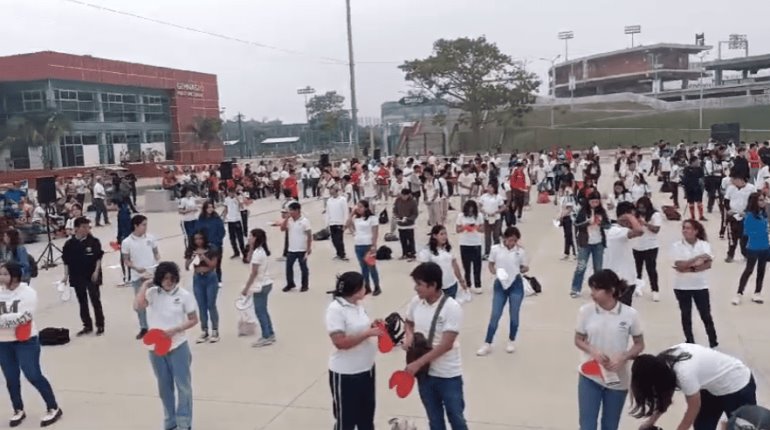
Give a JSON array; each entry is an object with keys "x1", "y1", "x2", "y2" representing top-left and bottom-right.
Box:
[
  {"x1": 319, "y1": 154, "x2": 330, "y2": 168},
  {"x1": 710, "y1": 123, "x2": 740, "y2": 144},
  {"x1": 37, "y1": 176, "x2": 57, "y2": 205},
  {"x1": 220, "y1": 161, "x2": 233, "y2": 180},
  {"x1": 373, "y1": 149, "x2": 381, "y2": 161}
]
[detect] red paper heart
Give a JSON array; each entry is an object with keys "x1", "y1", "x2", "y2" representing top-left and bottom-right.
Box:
[
  {"x1": 581, "y1": 360, "x2": 604, "y2": 380},
  {"x1": 375, "y1": 322, "x2": 393, "y2": 353},
  {"x1": 143, "y1": 329, "x2": 172, "y2": 356},
  {"x1": 389, "y1": 370, "x2": 415, "y2": 398},
  {"x1": 15, "y1": 322, "x2": 32, "y2": 341}
]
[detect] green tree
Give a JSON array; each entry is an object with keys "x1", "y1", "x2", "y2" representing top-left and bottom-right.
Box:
[
  {"x1": 306, "y1": 91, "x2": 350, "y2": 134},
  {"x1": 191, "y1": 117, "x2": 223, "y2": 148},
  {"x1": 1, "y1": 111, "x2": 72, "y2": 169},
  {"x1": 399, "y1": 36, "x2": 540, "y2": 151}
]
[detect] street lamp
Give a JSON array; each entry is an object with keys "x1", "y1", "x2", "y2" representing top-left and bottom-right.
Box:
[
  {"x1": 557, "y1": 31, "x2": 574, "y2": 61},
  {"x1": 296, "y1": 86, "x2": 315, "y2": 124},
  {"x1": 538, "y1": 54, "x2": 561, "y2": 128},
  {"x1": 345, "y1": 0, "x2": 360, "y2": 157},
  {"x1": 624, "y1": 25, "x2": 641, "y2": 48}
]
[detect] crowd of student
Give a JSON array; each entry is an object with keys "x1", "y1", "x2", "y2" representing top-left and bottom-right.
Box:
[{"x1": 0, "y1": 139, "x2": 768, "y2": 429}]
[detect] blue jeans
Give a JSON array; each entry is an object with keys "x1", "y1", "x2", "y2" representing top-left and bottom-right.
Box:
[
  {"x1": 0, "y1": 337, "x2": 58, "y2": 411},
  {"x1": 253, "y1": 285, "x2": 275, "y2": 338},
  {"x1": 417, "y1": 375, "x2": 468, "y2": 430},
  {"x1": 578, "y1": 375, "x2": 627, "y2": 430},
  {"x1": 286, "y1": 251, "x2": 309, "y2": 288},
  {"x1": 193, "y1": 271, "x2": 219, "y2": 332},
  {"x1": 355, "y1": 245, "x2": 380, "y2": 288},
  {"x1": 571, "y1": 244, "x2": 605, "y2": 293},
  {"x1": 149, "y1": 341, "x2": 193, "y2": 430},
  {"x1": 484, "y1": 277, "x2": 524, "y2": 344},
  {"x1": 132, "y1": 279, "x2": 148, "y2": 330},
  {"x1": 444, "y1": 282, "x2": 458, "y2": 299}
]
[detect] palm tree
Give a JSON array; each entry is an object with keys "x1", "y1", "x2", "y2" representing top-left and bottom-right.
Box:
[
  {"x1": 1, "y1": 111, "x2": 72, "y2": 169},
  {"x1": 191, "y1": 117, "x2": 223, "y2": 149}
]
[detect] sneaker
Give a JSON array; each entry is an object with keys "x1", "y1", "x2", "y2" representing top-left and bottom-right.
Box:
[
  {"x1": 752, "y1": 293, "x2": 764, "y2": 304},
  {"x1": 282, "y1": 285, "x2": 296, "y2": 292},
  {"x1": 372, "y1": 287, "x2": 382, "y2": 297},
  {"x1": 652, "y1": 292, "x2": 661, "y2": 302},
  {"x1": 476, "y1": 343, "x2": 492, "y2": 356},
  {"x1": 300, "y1": 286, "x2": 309, "y2": 292},
  {"x1": 732, "y1": 294, "x2": 742, "y2": 305},
  {"x1": 472, "y1": 288, "x2": 483, "y2": 295},
  {"x1": 725, "y1": 256, "x2": 734, "y2": 263},
  {"x1": 40, "y1": 408, "x2": 62, "y2": 427},
  {"x1": 252, "y1": 336, "x2": 276, "y2": 348},
  {"x1": 9, "y1": 410, "x2": 25, "y2": 427},
  {"x1": 96, "y1": 327, "x2": 105, "y2": 336},
  {"x1": 218, "y1": 282, "x2": 223, "y2": 288},
  {"x1": 570, "y1": 291, "x2": 580, "y2": 298},
  {"x1": 196, "y1": 332, "x2": 209, "y2": 344},
  {"x1": 505, "y1": 341, "x2": 516, "y2": 353},
  {"x1": 560, "y1": 255, "x2": 570, "y2": 261},
  {"x1": 482, "y1": 255, "x2": 489, "y2": 261},
  {"x1": 135, "y1": 328, "x2": 148, "y2": 340},
  {"x1": 76, "y1": 328, "x2": 92, "y2": 337},
  {"x1": 209, "y1": 330, "x2": 220, "y2": 343},
  {"x1": 699, "y1": 217, "x2": 708, "y2": 222}
]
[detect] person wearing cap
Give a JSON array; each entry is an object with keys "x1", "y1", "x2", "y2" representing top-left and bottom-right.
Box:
[{"x1": 325, "y1": 272, "x2": 381, "y2": 430}]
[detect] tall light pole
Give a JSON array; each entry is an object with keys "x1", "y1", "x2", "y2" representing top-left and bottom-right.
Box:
[
  {"x1": 624, "y1": 25, "x2": 641, "y2": 48},
  {"x1": 345, "y1": 0, "x2": 360, "y2": 157},
  {"x1": 557, "y1": 31, "x2": 574, "y2": 61},
  {"x1": 296, "y1": 86, "x2": 315, "y2": 124},
  {"x1": 538, "y1": 54, "x2": 561, "y2": 128},
  {"x1": 698, "y1": 51, "x2": 710, "y2": 129}
]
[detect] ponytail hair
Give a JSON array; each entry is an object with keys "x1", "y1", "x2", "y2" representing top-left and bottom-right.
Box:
[{"x1": 587, "y1": 269, "x2": 628, "y2": 300}]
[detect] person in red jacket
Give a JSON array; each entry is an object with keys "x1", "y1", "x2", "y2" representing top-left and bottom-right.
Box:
[
  {"x1": 749, "y1": 143, "x2": 761, "y2": 183},
  {"x1": 282, "y1": 170, "x2": 299, "y2": 199},
  {"x1": 376, "y1": 162, "x2": 391, "y2": 202},
  {"x1": 509, "y1": 162, "x2": 528, "y2": 220}
]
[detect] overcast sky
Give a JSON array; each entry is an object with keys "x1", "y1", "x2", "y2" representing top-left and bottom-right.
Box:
[{"x1": 3, "y1": 0, "x2": 769, "y2": 123}]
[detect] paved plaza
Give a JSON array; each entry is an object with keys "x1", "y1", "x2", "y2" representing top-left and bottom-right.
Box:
[{"x1": 9, "y1": 170, "x2": 770, "y2": 430}]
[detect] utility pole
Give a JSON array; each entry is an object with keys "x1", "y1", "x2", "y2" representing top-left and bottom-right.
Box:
[
  {"x1": 345, "y1": 0, "x2": 360, "y2": 157},
  {"x1": 236, "y1": 112, "x2": 245, "y2": 158}
]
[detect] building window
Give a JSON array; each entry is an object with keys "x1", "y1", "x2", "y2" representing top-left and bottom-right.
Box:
[
  {"x1": 146, "y1": 131, "x2": 166, "y2": 143},
  {"x1": 102, "y1": 92, "x2": 140, "y2": 123},
  {"x1": 22, "y1": 91, "x2": 44, "y2": 112},
  {"x1": 55, "y1": 89, "x2": 99, "y2": 122},
  {"x1": 60, "y1": 135, "x2": 84, "y2": 167},
  {"x1": 8, "y1": 141, "x2": 30, "y2": 170}
]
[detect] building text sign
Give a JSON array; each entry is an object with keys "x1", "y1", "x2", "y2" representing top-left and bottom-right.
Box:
[{"x1": 176, "y1": 82, "x2": 204, "y2": 98}]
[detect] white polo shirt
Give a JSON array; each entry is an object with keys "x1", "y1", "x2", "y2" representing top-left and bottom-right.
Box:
[
  {"x1": 670, "y1": 343, "x2": 752, "y2": 396},
  {"x1": 223, "y1": 196, "x2": 241, "y2": 222},
  {"x1": 121, "y1": 233, "x2": 158, "y2": 281},
  {"x1": 248, "y1": 247, "x2": 272, "y2": 292},
  {"x1": 390, "y1": 179, "x2": 408, "y2": 196},
  {"x1": 725, "y1": 183, "x2": 757, "y2": 219},
  {"x1": 457, "y1": 173, "x2": 474, "y2": 196},
  {"x1": 417, "y1": 248, "x2": 458, "y2": 289},
  {"x1": 325, "y1": 196, "x2": 348, "y2": 226},
  {"x1": 670, "y1": 239, "x2": 713, "y2": 291},
  {"x1": 145, "y1": 286, "x2": 197, "y2": 351},
  {"x1": 325, "y1": 298, "x2": 377, "y2": 374},
  {"x1": 478, "y1": 193, "x2": 504, "y2": 221},
  {"x1": 406, "y1": 294, "x2": 463, "y2": 378},
  {"x1": 353, "y1": 216, "x2": 378, "y2": 246},
  {"x1": 576, "y1": 302, "x2": 642, "y2": 390},
  {"x1": 633, "y1": 212, "x2": 662, "y2": 251},
  {"x1": 603, "y1": 225, "x2": 636, "y2": 284},
  {"x1": 287, "y1": 216, "x2": 311, "y2": 252},
  {"x1": 488, "y1": 244, "x2": 527, "y2": 289},
  {"x1": 455, "y1": 214, "x2": 484, "y2": 247},
  {"x1": 178, "y1": 197, "x2": 198, "y2": 222},
  {"x1": 93, "y1": 182, "x2": 106, "y2": 199}
]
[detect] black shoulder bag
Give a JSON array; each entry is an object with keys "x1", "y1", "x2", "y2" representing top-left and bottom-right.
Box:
[{"x1": 405, "y1": 294, "x2": 450, "y2": 377}]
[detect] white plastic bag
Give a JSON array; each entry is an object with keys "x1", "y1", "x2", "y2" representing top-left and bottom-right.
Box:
[
  {"x1": 456, "y1": 287, "x2": 473, "y2": 305},
  {"x1": 235, "y1": 295, "x2": 257, "y2": 336},
  {"x1": 55, "y1": 281, "x2": 73, "y2": 302},
  {"x1": 522, "y1": 276, "x2": 536, "y2": 297},
  {"x1": 634, "y1": 278, "x2": 645, "y2": 297}
]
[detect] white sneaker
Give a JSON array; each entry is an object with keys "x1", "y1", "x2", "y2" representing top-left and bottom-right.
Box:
[
  {"x1": 505, "y1": 341, "x2": 516, "y2": 354},
  {"x1": 196, "y1": 332, "x2": 209, "y2": 344},
  {"x1": 10, "y1": 410, "x2": 25, "y2": 427},
  {"x1": 40, "y1": 408, "x2": 62, "y2": 427},
  {"x1": 732, "y1": 294, "x2": 742, "y2": 305},
  {"x1": 209, "y1": 330, "x2": 220, "y2": 343},
  {"x1": 652, "y1": 292, "x2": 660, "y2": 302},
  {"x1": 472, "y1": 288, "x2": 483, "y2": 295},
  {"x1": 476, "y1": 343, "x2": 492, "y2": 356},
  {"x1": 752, "y1": 293, "x2": 764, "y2": 304}
]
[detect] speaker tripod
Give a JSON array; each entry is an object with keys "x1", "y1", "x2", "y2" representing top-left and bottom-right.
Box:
[{"x1": 36, "y1": 203, "x2": 62, "y2": 270}]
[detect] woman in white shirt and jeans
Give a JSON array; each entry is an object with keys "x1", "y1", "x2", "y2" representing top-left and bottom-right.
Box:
[
  {"x1": 346, "y1": 200, "x2": 382, "y2": 296},
  {"x1": 456, "y1": 200, "x2": 485, "y2": 293},
  {"x1": 575, "y1": 269, "x2": 644, "y2": 430},
  {"x1": 325, "y1": 272, "x2": 381, "y2": 430},
  {"x1": 418, "y1": 225, "x2": 468, "y2": 299},
  {"x1": 241, "y1": 228, "x2": 275, "y2": 348},
  {"x1": 631, "y1": 344, "x2": 756, "y2": 430}
]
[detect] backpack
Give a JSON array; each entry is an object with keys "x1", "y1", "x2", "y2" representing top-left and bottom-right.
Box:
[
  {"x1": 662, "y1": 205, "x2": 682, "y2": 221},
  {"x1": 376, "y1": 245, "x2": 392, "y2": 260},
  {"x1": 39, "y1": 327, "x2": 70, "y2": 346},
  {"x1": 378, "y1": 210, "x2": 389, "y2": 225},
  {"x1": 312, "y1": 228, "x2": 330, "y2": 241},
  {"x1": 28, "y1": 255, "x2": 38, "y2": 278},
  {"x1": 383, "y1": 232, "x2": 398, "y2": 242},
  {"x1": 523, "y1": 275, "x2": 542, "y2": 294}
]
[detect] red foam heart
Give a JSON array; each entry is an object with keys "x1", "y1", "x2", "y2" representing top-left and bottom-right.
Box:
[
  {"x1": 375, "y1": 322, "x2": 393, "y2": 353},
  {"x1": 581, "y1": 360, "x2": 604, "y2": 380},
  {"x1": 109, "y1": 241, "x2": 121, "y2": 251},
  {"x1": 143, "y1": 329, "x2": 172, "y2": 356},
  {"x1": 464, "y1": 225, "x2": 476, "y2": 232},
  {"x1": 364, "y1": 253, "x2": 376, "y2": 267},
  {"x1": 15, "y1": 322, "x2": 32, "y2": 341},
  {"x1": 389, "y1": 370, "x2": 415, "y2": 398}
]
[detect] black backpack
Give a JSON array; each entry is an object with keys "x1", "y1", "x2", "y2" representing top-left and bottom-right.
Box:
[
  {"x1": 378, "y1": 210, "x2": 389, "y2": 225},
  {"x1": 312, "y1": 228, "x2": 330, "y2": 241},
  {"x1": 39, "y1": 327, "x2": 70, "y2": 346},
  {"x1": 376, "y1": 245, "x2": 392, "y2": 260}
]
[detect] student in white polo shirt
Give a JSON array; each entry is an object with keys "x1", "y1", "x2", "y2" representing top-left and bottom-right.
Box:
[
  {"x1": 418, "y1": 225, "x2": 468, "y2": 300},
  {"x1": 724, "y1": 174, "x2": 757, "y2": 262},
  {"x1": 477, "y1": 226, "x2": 528, "y2": 357},
  {"x1": 575, "y1": 269, "x2": 645, "y2": 430},
  {"x1": 603, "y1": 202, "x2": 644, "y2": 306},
  {"x1": 134, "y1": 262, "x2": 198, "y2": 430},
  {"x1": 325, "y1": 271, "x2": 381, "y2": 430},
  {"x1": 121, "y1": 215, "x2": 160, "y2": 340},
  {"x1": 670, "y1": 219, "x2": 718, "y2": 348},
  {"x1": 478, "y1": 183, "x2": 505, "y2": 259},
  {"x1": 403, "y1": 262, "x2": 467, "y2": 430},
  {"x1": 325, "y1": 186, "x2": 349, "y2": 262},
  {"x1": 455, "y1": 200, "x2": 484, "y2": 294},
  {"x1": 630, "y1": 344, "x2": 756, "y2": 430},
  {"x1": 281, "y1": 202, "x2": 312, "y2": 292}
]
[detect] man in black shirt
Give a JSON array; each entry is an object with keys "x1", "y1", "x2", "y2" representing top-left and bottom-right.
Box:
[
  {"x1": 62, "y1": 216, "x2": 105, "y2": 336},
  {"x1": 732, "y1": 146, "x2": 750, "y2": 182}
]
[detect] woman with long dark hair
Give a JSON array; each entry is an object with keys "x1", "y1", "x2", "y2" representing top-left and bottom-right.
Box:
[
  {"x1": 670, "y1": 219, "x2": 718, "y2": 348},
  {"x1": 575, "y1": 269, "x2": 644, "y2": 430},
  {"x1": 456, "y1": 200, "x2": 485, "y2": 293},
  {"x1": 633, "y1": 196, "x2": 662, "y2": 302},
  {"x1": 240, "y1": 228, "x2": 276, "y2": 347},
  {"x1": 0, "y1": 262, "x2": 62, "y2": 427},
  {"x1": 346, "y1": 200, "x2": 382, "y2": 296},
  {"x1": 184, "y1": 230, "x2": 220, "y2": 344},
  {"x1": 606, "y1": 181, "x2": 632, "y2": 211},
  {"x1": 195, "y1": 201, "x2": 226, "y2": 283},
  {"x1": 570, "y1": 192, "x2": 611, "y2": 298},
  {"x1": 1, "y1": 230, "x2": 31, "y2": 284},
  {"x1": 629, "y1": 173, "x2": 651, "y2": 203},
  {"x1": 733, "y1": 192, "x2": 769, "y2": 305},
  {"x1": 418, "y1": 225, "x2": 467, "y2": 299},
  {"x1": 630, "y1": 344, "x2": 756, "y2": 430}
]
